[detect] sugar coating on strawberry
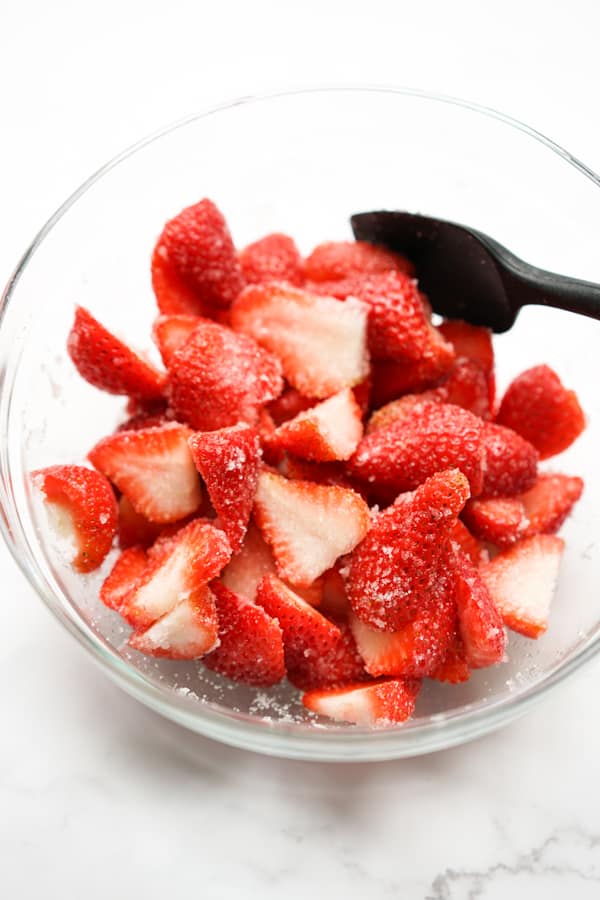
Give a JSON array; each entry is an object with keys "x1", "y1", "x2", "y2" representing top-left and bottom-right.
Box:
[
  {"x1": 167, "y1": 319, "x2": 283, "y2": 431},
  {"x1": 188, "y1": 423, "x2": 261, "y2": 552},
  {"x1": 481, "y1": 422, "x2": 538, "y2": 498},
  {"x1": 480, "y1": 534, "x2": 565, "y2": 638},
  {"x1": 203, "y1": 581, "x2": 286, "y2": 685},
  {"x1": 496, "y1": 364, "x2": 585, "y2": 459},
  {"x1": 347, "y1": 469, "x2": 470, "y2": 631},
  {"x1": 449, "y1": 519, "x2": 488, "y2": 567},
  {"x1": 366, "y1": 393, "x2": 434, "y2": 434},
  {"x1": 271, "y1": 388, "x2": 363, "y2": 462},
  {"x1": 303, "y1": 677, "x2": 421, "y2": 726},
  {"x1": 453, "y1": 548, "x2": 506, "y2": 668},
  {"x1": 287, "y1": 618, "x2": 369, "y2": 691},
  {"x1": 89, "y1": 423, "x2": 203, "y2": 524},
  {"x1": 231, "y1": 283, "x2": 369, "y2": 399},
  {"x1": 100, "y1": 546, "x2": 148, "y2": 612},
  {"x1": 128, "y1": 586, "x2": 219, "y2": 659},
  {"x1": 33, "y1": 465, "x2": 118, "y2": 572},
  {"x1": 304, "y1": 240, "x2": 415, "y2": 282},
  {"x1": 152, "y1": 314, "x2": 203, "y2": 366},
  {"x1": 253, "y1": 470, "x2": 370, "y2": 586},
  {"x1": 67, "y1": 306, "x2": 166, "y2": 401},
  {"x1": 239, "y1": 233, "x2": 304, "y2": 286},
  {"x1": 462, "y1": 496, "x2": 527, "y2": 548},
  {"x1": 429, "y1": 635, "x2": 471, "y2": 684},
  {"x1": 156, "y1": 198, "x2": 245, "y2": 309}
]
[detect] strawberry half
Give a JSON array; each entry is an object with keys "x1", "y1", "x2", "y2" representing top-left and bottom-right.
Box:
[
  {"x1": 430, "y1": 635, "x2": 471, "y2": 684},
  {"x1": 231, "y1": 283, "x2": 369, "y2": 399},
  {"x1": 438, "y1": 320, "x2": 495, "y2": 375},
  {"x1": 128, "y1": 586, "x2": 219, "y2": 659},
  {"x1": 271, "y1": 388, "x2": 363, "y2": 462},
  {"x1": 203, "y1": 581, "x2": 286, "y2": 686},
  {"x1": 303, "y1": 678, "x2": 421, "y2": 726},
  {"x1": 369, "y1": 332, "x2": 456, "y2": 407},
  {"x1": 188, "y1": 423, "x2": 261, "y2": 552},
  {"x1": 304, "y1": 240, "x2": 414, "y2": 281},
  {"x1": 152, "y1": 241, "x2": 216, "y2": 317},
  {"x1": 117, "y1": 494, "x2": 164, "y2": 548},
  {"x1": 67, "y1": 306, "x2": 166, "y2": 401},
  {"x1": 434, "y1": 358, "x2": 492, "y2": 420},
  {"x1": 89, "y1": 423, "x2": 203, "y2": 524},
  {"x1": 287, "y1": 618, "x2": 369, "y2": 691},
  {"x1": 239, "y1": 233, "x2": 304, "y2": 286},
  {"x1": 152, "y1": 314, "x2": 203, "y2": 366},
  {"x1": 449, "y1": 520, "x2": 488, "y2": 567},
  {"x1": 267, "y1": 388, "x2": 316, "y2": 425},
  {"x1": 253, "y1": 470, "x2": 370, "y2": 586},
  {"x1": 480, "y1": 534, "x2": 565, "y2": 638},
  {"x1": 33, "y1": 465, "x2": 118, "y2": 572},
  {"x1": 453, "y1": 548, "x2": 506, "y2": 668},
  {"x1": 481, "y1": 422, "x2": 538, "y2": 498},
  {"x1": 100, "y1": 546, "x2": 148, "y2": 611}
]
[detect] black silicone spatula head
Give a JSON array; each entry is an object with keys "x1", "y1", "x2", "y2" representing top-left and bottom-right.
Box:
[{"x1": 351, "y1": 210, "x2": 600, "y2": 333}]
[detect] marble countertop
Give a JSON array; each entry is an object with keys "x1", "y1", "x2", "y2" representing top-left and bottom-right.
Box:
[{"x1": 2, "y1": 2, "x2": 600, "y2": 896}]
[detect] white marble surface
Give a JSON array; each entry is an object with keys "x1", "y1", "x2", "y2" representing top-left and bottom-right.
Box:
[{"x1": 2, "y1": 2, "x2": 600, "y2": 896}]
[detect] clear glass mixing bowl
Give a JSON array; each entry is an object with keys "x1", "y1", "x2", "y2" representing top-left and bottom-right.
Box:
[{"x1": 1, "y1": 87, "x2": 599, "y2": 761}]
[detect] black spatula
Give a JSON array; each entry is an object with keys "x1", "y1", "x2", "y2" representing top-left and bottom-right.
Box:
[{"x1": 351, "y1": 210, "x2": 600, "y2": 333}]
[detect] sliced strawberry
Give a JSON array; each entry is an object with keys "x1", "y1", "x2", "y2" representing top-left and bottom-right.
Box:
[
  {"x1": 117, "y1": 495, "x2": 168, "y2": 549},
  {"x1": 366, "y1": 393, "x2": 434, "y2": 434},
  {"x1": 429, "y1": 635, "x2": 471, "y2": 684},
  {"x1": 188, "y1": 423, "x2": 261, "y2": 552},
  {"x1": 438, "y1": 320, "x2": 494, "y2": 375},
  {"x1": 480, "y1": 534, "x2": 565, "y2": 638},
  {"x1": 128, "y1": 586, "x2": 219, "y2": 659},
  {"x1": 481, "y1": 422, "x2": 538, "y2": 497},
  {"x1": 303, "y1": 677, "x2": 421, "y2": 725},
  {"x1": 121, "y1": 519, "x2": 231, "y2": 629},
  {"x1": 462, "y1": 496, "x2": 527, "y2": 547},
  {"x1": 257, "y1": 409, "x2": 284, "y2": 466},
  {"x1": 287, "y1": 618, "x2": 369, "y2": 690},
  {"x1": 239, "y1": 233, "x2": 304, "y2": 286},
  {"x1": 203, "y1": 581, "x2": 286, "y2": 685},
  {"x1": 496, "y1": 364, "x2": 586, "y2": 459},
  {"x1": 167, "y1": 319, "x2": 283, "y2": 431},
  {"x1": 231, "y1": 283, "x2": 369, "y2": 399},
  {"x1": 152, "y1": 240, "x2": 218, "y2": 317},
  {"x1": 352, "y1": 377, "x2": 372, "y2": 416},
  {"x1": 32, "y1": 465, "x2": 118, "y2": 572},
  {"x1": 100, "y1": 546, "x2": 148, "y2": 611},
  {"x1": 449, "y1": 519, "x2": 488, "y2": 567},
  {"x1": 152, "y1": 314, "x2": 203, "y2": 366},
  {"x1": 347, "y1": 469, "x2": 470, "y2": 631},
  {"x1": 267, "y1": 388, "x2": 316, "y2": 425},
  {"x1": 319, "y1": 566, "x2": 350, "y2": 619},
  {"x1": 67, "y1": 306, "x2": 166, "y2": 401},
  {"x1": 434, "y1": 358, "x2": 492, "y2": 420},
  {"x1": 453, "y1": 548, "x2": 506, "y2": 668},
  {"x1": 271, "y1": 388, "x2": 363, "y2": 462},
  {"x1": 280, "y1": 456, "x2": 359, "y2": 491},
  {"x1": 370, "y1": 340, "x2": 456, "y2": 408},
  {"x1": 253, "y1": 470, "x2": 370, "y2": 586},
  {"x1": 304, "y1": 240, "x2": 415, "y2": 281},
  {"x1": 89, "y1": 423, "x2": 203, "y2": 524},
  {"x1": 116, "y1": 410, "x2": 170, "y2": 433}
]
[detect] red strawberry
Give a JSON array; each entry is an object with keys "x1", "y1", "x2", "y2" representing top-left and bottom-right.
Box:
[
  {"x1": 239, "y1": 233, "x2": 304, "y2": 286},
  {"x1": 303, "y1": 677, "x2": 421, "y2": 726},
  {"x1": 116, "y1": 410, "x2": 170, "y2": 432},
  {"x1": 370, "y1": 339, "x2": 456, "y2": 407},
  {"x1": 121, "y1": 519, "x2": 231, "y2": 629},
  {"x1": 257, "y1": 409, "x2": 284, "y2": 466},
  {"x1": 100, "y1": 546, "x2": 148, "y2": 612},
  {"x1": 438, "y1": 320, "x2": 494, "y2": 375},
  {"x1": 271, "y1": 388, "x2": 363, "y2": 462},
  {"x1": 231, "y1": 283, "x2": 369, "y2": 399},
  {"x1": 349, "y1": 401, "x2": 485, "y2": 498},
  {"x1": 366, "y1": 393, "x2": 433, "y2": 434},
  {"x1": 453, "y1": 549, "x2": 506, "y2": 668},
  {"x1": 152, "y1": 241, "x2": 215, "y2": 317},
  {"x1": 188, "y1": 423, "x2": 261, "y2": 552},
  {"x1": 167, "y1": 319, "x2": 283, "y2": 431},
  {"x1": 67, "y1": 306, "x2": 166, "y2": 401},
  {"x1": 128, "y1": 586, "x2": 219, "y2": 659},
  {"x1": 203, "y1": 581, "x2": 286, "y2": 686},
  {"x1": 32, "y1": 465, "x2": 118, "y2": 572},
  {"x1": 304, "y1": 240, "x2": 415, "y2": 281},
  {"x1": 117, "y1": 495, "x2": 166, "y2": 549},
  {"x1": 89, "y1": 423, "x2": 203, "y2": 524},
  {"x1": 481, "y1": 422, "x2": 538, "y2": 497},
  {"x1": 352, "y1": 377, "x2": 372, "y2": 416},
  {"x1": 496, "y1": 365, "x2": 585, "y2": 459},
  {"x1": 347, "y1": 469, "x2": 470, "y2": 631},
  {"x1": 434, "y1": 358, "x2": 492, "y2": 420},
  {"x1": 280, "y1": 456, "x2": 357, "y2": 491},
  {"x1": 152, "y1": 314, "x2": 203, "y2": 366},
  {"x1": 155, "y1": 198, "x2": 245, "y2": 309},
  {"x1": 449, "y1": 520, "x2": 488, "y2": 567},
  {"x1": 480, "y1": 534, "x2": 565, "y2": 638},
  {"x1": 429, "y1": 635, "x2": 471, "y2": 684},
  {"x1": 267, "y1": 388, "x2": 316, "y2": 425},
  {"x1": 319, "y1": 566, "x2": 350, "y2": 619},
  {"x1": 462, "y1": 496, "x2": 527, "y2": 547},
  {"x1": 287, "y1": 618, "x2": 369, "y2": 691},
  {"x1": 253, "y1": 470, "x2": 370, "y2": 586}
]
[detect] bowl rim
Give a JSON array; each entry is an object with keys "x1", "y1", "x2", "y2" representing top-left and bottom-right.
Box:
[{"x1": 2, "y1": 85, "x2": 600, "y2": 761}]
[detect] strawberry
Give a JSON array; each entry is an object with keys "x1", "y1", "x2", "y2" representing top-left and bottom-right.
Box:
[
  {"x1": 155, "y1": 198, "x2": 245, "y2": 309},
  {"x1": 116, "y1": 410, "x2": 170, "y2": 432},
  {"x1": 271, "y1": 388, "x2": 363, "y2": 462},
  {"x1": 496, "y1": 365, "x2": 585, "y2": 459},
  {"x1": 267, "y1": 388, "x2": 316, "y2": 425},
  {"x1": 366, "y1": 393, "x2": 433, "y2": 434},
  {"x1": 128, "y1": 586, "x2": 219, "y2": 659},
  {"x1": 32, "y1": 465, "x2": 118, "y2": 572},
  {"x1": 348, "y1": 401, "x2": 485, "y2": 498},
  {"x1": 287, "y1": 618, "x2": 369, "y2": 690},
  {"x1": 117, "y1": 495, "x2": 169, "y2": 548},
  {"x1": 429, "y1": 635, "x2": 471, "y2": 684},
  {"x1": 167, "y1": 319, "x2": 283, "y2": 431},
  {"x1": 303, "y1": 677, "x2": 421, "y2": 725},
  {"x1": 89, "y1": 423, "x2": 203, "y2": 524},
  {"x1": 434, "y1": 358, "x2": 492, "y2": 420},
  {"x1": 231, "y1": 283, "x2": 369, "y2": 399},
  {"x1": 480, "y1": 534, "x2": 565, "y2": 638},
  {"x1": 304, "y1": 240, "x2": 415, "y2": 281},
  {"x1": 239, "y1": 233, "x2": 304, "y2": 286},
  {"x1": 203, "y1": 581, "x2": 286, "y2": 685},
  {"x1": 352, "y1": 377, "x2": 372, "y2": 416},
  {"x1": 370, "y1": 338, "x2": 456, "y2": 407},
  {"x1": 152, "y1": 241, "x2": 214, "y2": 316},
  {"x1": 347, "y1": 469, "x2": 470, "y2": 631},
  {"x1": 67, "y1": 306, "x2": 166, "y2": 401},
  {"x1": 453, "y1": 548, "x2": 506, "y2": 668},
  {"x1": 100, "y1": 546, "x2": 148, "y2": 612},
  {"x1": 152, "y1": 314, "x2": 203, "y2": 366},
  {"x1": 449, "y1": 520, "x2": 488, "y2": 567},
  {"x1": 188, "y1": 423, "x2": 261, "y2": 552},
  {"x1": 438, "y1": 320, "x2": 494, "y2": 375},
  {"x1": 481, "y1": 422, "x2": 538, "y2": 497},
  {"x1": 257, "y1": 409, "x2": 284, "y2": 466},
  {"x1": 121, "y1": 518, "x2": 231, "y2": 629},
  {"x1": 319, "y1": 566, "x2": 350, "y2": 618},
  {"x1": 253, "y1": 470, "x2": 370, "y2": 586},
  {"x1": 280, "y1": 456, "x2": 359, "y2": 492},
  {"x1": 462, "y1": 496, "x2": 527, "y2": 547}
]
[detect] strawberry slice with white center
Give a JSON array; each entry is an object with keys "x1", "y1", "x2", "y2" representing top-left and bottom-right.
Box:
[
  {"x1": 231, "y1": 283, "x2": 369, "y2": 398},
  {"x1": 128, "y1": 586, "x2": 219, "y2": 659},
  {"x1": 89, "y1": 422, "x2": 203, "y2": 524},
  {"x1": 152, "y1": 313, "x2": 203, "y2": 366},
  {"x1": 302, "y1": 678, "x2": 421, "y2": 726},
  {"x1": 121, "y1": 519, "x2": 232, "y2": 629},
  {"x1": 253, "y1": 470, "x2": 370, "y2": 586},
  {"x1": 453, "y1": 548, "x2": 506, "y2": 668},
  {"x1": 480, "y1": 534, "x2": 565, "y2": 638},
  {"x1": 271, "y1": 388, "x2": 363, "y2": 462},
  {"x1": 100, "y1": 546, "x2": 148, "y2": 612}
]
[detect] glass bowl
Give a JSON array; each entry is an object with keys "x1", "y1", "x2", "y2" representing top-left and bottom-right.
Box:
[{"x1": 1, "y1": 87, "x2": 599, "y2": 762}]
